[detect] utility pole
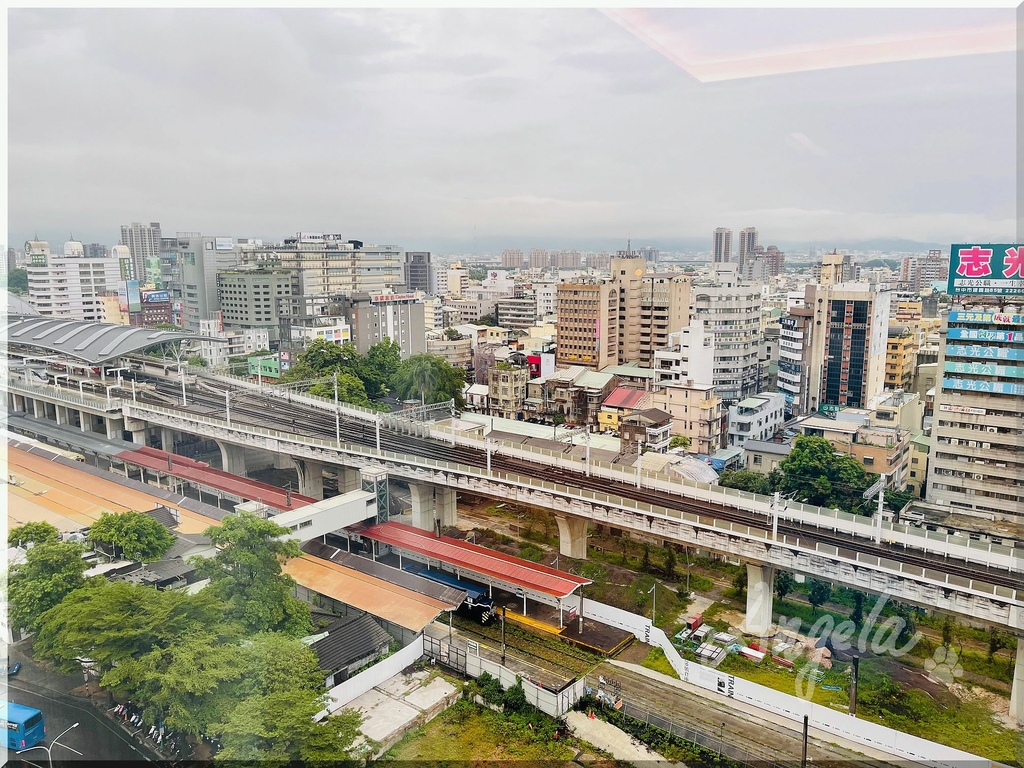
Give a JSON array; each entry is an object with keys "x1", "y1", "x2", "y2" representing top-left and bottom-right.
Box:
[
  {"x1": 850, "y1": 656, "x2": 860, "y2": 716},
  {"x1": 772, "y1": 491, "x2": 780, "y2": 540},
  {"x1": 636, "y1": 439, "x2": 643, "y2": 487},
  {"x1": 334, "y1": 372, "x2": 341, "y2": 447},
  {"x1": 585, "y1": 424, "x2": 591, "y2": 477},
  {"x1": 649, "y1": 583, "x2": 657, "y2": 625},
  {"x1": 375, "y1": 414, "x2": 382, "y2": 453},
  {"x1": 180, "y1": 366, "x2": 187, "y2": 406},
  {"x1": 876, "y1": 473, "x2": 886, "y2": 544},
  {"x1": 225, "y1": 389, "x2": 231, "y2": 426},
  {"x1": 501, "y1": 606, "x2": 507, "y2": 664},
  {"x1": 801, "y1": 715, "x2": 809, "y2": 768}
]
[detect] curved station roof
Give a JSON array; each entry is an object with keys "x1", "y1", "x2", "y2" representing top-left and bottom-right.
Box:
[{"x1": 4, "y1": 315, "x2": 197, "y2": 365}]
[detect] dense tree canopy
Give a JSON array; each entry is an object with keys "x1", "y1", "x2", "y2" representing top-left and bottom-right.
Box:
[
  {"x1": 393, "y1": 353, "x2": 466, "y2": 408},
  {"x1": 8, "y1": 520, "x2": 61, "y2": 548},
  {"x1": 88, "y1": 510, "x2": 177, "y2": 562},
  {"x1": 8, "y1": 541, "x2": 89, "y2": 631},
  {"x1": 777, "y1": 436, "x2": 872, "y2": 513},
  {"x1": 6, "y1": 268, "x2": 28, "y2": 294},
  {"x1": 192, "y1": 512, "x2": 312, "y2": 636},
  {"x1": 285, "y1": 338, "x2": 402, "y2": 405},
  {"x1": 716, "y1": 470, "x2": 775, "y2": 496},
  {"x1": 34, "y1": 580, "x2": 234, "y2": 675}
]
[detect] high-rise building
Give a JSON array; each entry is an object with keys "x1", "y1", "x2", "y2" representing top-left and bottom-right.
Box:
[
  {"x1": 555, "y1": 280, "x2": 619, "y2": 369},
  {"x1": 83, "y1": 243, "x2": 108, "y2": 259},
  {"x1": 805, "y1": 281, "x2": 892, "y2": 410},
  {"x1": 528, "y1": 249, "x2": 548, "y2": 270},
  {"x1": 738, "y1": 227, "x2": 759, "y2": 264},
  {"x1": 216, "y1": 268, "x2": 294, "y2": 342},
  {"x1": 239, "y1": 234, "x2": 403, "y2": 299},
  {"x1": 176, "y1": 234, "x2": 242, "y2": 333},
  {"x1": 764, "y1": 245, "x2": 785, "y2": 277},
  {"x1": 25, "y1": 240, "x2": 121, "y2": 322},
  {"x1": 637, "y1": 246, "x2": 659, "y2": 266},
  {"x1": 926, "y1": 304, "x2": 1023, "y2": 523},
  {"x1": 557, "y1": 259, "x2": 692, "y2": 370},
  {"x1": 900, "y1": 250, "x2": 949, "y2": 292},
  {"x1": 694, "y1": 264, "x2": 762, "y2": 403},
  {"x1": 341, "y1": 292, "x2": 426, "y2": 359},
  {"x1": 119, "y1": 222, "x2": 161, "y2": 282},
  {"x1": 712, "y1": 228, "x2": 732, "y2": 264},
  {"x1": 885, "y1": 326, "x2": 916, "y2": 391},
  {"x1": 777, "y1": 305, "x2": 814, "y2": 417},
  {"x1": 404, "y1": 251, "x2": 432, "y2": 293},
  {"x1": 501, "y1": 248, "x2": 524, "y2": 269}
]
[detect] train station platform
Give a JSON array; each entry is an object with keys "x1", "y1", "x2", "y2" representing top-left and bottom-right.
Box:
[
  {"x1": 358, "y1": 521, "x2": 592, "y2": 599},
  {"x1": 116, "y1": 446, "x2": 316, "y2": 512}
]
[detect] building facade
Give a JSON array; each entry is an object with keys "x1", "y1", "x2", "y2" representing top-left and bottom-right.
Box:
[
  {"x1": 693, "y1": 264, "x2": 762, "y2": 403},
  {"x1": 342, "y1": 292, "x2": 426, "y2": 359},
  {"x1": 404, "y1": 251, "x2": 432, "y2": 293},
  {"x1": 712, "y1": 228, "x2": 732, "y2": 264},
  {"x1": 926, "y1": 305, "x2": 1024, "y2": 522},
  {"x1": 120, "y1": 221, "x2": 161, "y2": 282},
  {"x1": 25, "y1": 241, "x2": 121, "y2": 322},
  {"x1": 728, "y1": 392, "x2": 786, "y2": 448}
]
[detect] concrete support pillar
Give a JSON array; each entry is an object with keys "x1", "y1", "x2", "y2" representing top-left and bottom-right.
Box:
[
  {"x1": 160, "y1": 428, "x2": 177, "y2": 453},
  {"x1": 217, "y1": 441, "x2": 248, "y2": 476},
  {"x1": 409, "y1": 483, "x2": 457, "y2": 532},
  {"x1": 131, "y1": 428, "x2": 148, "y2": 446},
  {"x1": 11, "y1": 394, "x2": 25, "y2": 413},
  {"x1": 554, "y1": 514, "x2": 588, "y2": 559},
  {"x1": 337, "y1": 467, "x2": 362, "y2": 494},
  {"x1": 80, "y1": 410, "x2": 91, "y2": 432},
  {"x1": 55, "y1": 405, "x2": 68, "y2": 426},
  {"x1": 295, "y1": 459, "x2": 325, "y2": 500},
  {"x1": 106, "y1": 417, "x2": 124, "y2": 441},
  {"x1": 32, "y1": 398, "x2": 44, "y2": 419},
  {"x1": 1010, "y1": 640, "x2": 1024, "y2": 725},
  {"x1": 744, "y1": 564, "x2": 775, "y2": 637}
]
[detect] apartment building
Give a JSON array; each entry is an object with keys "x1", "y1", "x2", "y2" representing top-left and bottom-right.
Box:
[
  {"x1": 693, "y1": 264, "x2": 762, "y2": 403},
  {"x1": 794, "y1": 411, "x2": 911, "y2": 489},
  {"x1": 488, "y1": 360, "x2": 530, "y2": 419},
  {"x1": 26, "y1": 240, "x2": 121, "y2": 322},
  {"x1": 727, "y1": 392, "x2": 786, "y2": 448},
  {"x1": 926, "y1": 305, "x2": 1024, "y2": 523},
  {"x1": 885, "y1": 326, "x2": 917, "y2": 390}
]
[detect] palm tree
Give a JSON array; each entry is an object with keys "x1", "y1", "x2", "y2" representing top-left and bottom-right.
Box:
[{"x1": 397, "y1": 355, "x2": 438, "y2": 405}]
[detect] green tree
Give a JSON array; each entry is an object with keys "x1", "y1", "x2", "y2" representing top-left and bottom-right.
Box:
[
  {"x1": 364, "y1": 338, "x2": 402, "y2": 397},
  {"x1": 941, "y1": 614, "x2": 954, "y2": 648},
  {"x1": 215, "y1": 691, "x2": 363, "y2": 766},
  {"x1": 393, "y1": 354, "x2": 466, "y2": 408},
  {"x1": 104, "y1": 628, "x2": 244, "y2": 734},
  {"x1": 6, "y1": 268, "x2": 28, "y2": 294},
  {"x1": 668, "y1": 436, "x2": 691, "y2": 450},
  {"x1": 476, "y1": 313, "x2": 498, "y2": 326},
  {"x1": 444, "y1": 326, "x2": 462, "y2": 341},
  {"x1": 718, "y1": 470, "x2": 773, "y2": 495},
  {"x1": 8, "y1": 521, "x2": 60, "y2": 548},
  {"x1": 732, "y1": 567, "x2": 748, "y2": 598},
  {"x1": 33, "y1": 580, "x2": 234, "y2": 676},
  {"x1": 774, "y1": 570, "x2": 795, "y2": 601},
  {"x1": 778, "y1": 436, "x2": 870, "y2": 512},
  {"x1": 884, "y1": 489, "x2": 916, "y2": 515},
  {"x1": 640, "y1": 543, "x2": 651, "y2": 573},
  {"x1": 663, "y1": 547, "x2": 676, "y2": 577},
  {"x1": 187, "y1": 354, "x2": 207, "y2": 367},
  {"x1": 8, "y1": 541, "x2": 88, "y2": 631},
  {"x1": 851, "y1": 591, "x2": 865, "y2": 627},
  {"x1": 88, "y1": 510, "x2": 176, "y2": 562},
  {"x1": 192, "y1": 512, "x2": 312, "y2": 636},
  {"x1": 987, "y1": 627, "x2": 1007, "y2": 663},
  {"x1": 808, "y1": 580, "x2": 832, "y2": 615},
  {"x1": 309, "y1": 371, "x2": 372, "y2": 409}
]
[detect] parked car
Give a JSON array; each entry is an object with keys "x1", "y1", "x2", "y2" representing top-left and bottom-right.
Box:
[{"x1": 1, "y1": 661, "x2": 21, "y2": 676}]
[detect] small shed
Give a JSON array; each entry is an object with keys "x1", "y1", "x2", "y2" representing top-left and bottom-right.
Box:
[{"x1": 307, "y1": 613, "x2": 393, "y2": 689}]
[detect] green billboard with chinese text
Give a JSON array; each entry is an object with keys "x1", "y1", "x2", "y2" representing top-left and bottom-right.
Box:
[{"x1": 948, "y1": 244, "x2": 1024, "y2": 296}]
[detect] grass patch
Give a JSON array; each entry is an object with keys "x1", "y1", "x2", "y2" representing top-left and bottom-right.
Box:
[
  {"x1": 641, "y1": 647, "x2": 679, "y2": 679},
  {"x1": 517, "y1": 542, "x2": 545, "y2": 562},
  {"x1": 451, "y1": 614, "x2": 603, "y2": 677},
  {"x1": 385, "y1": 698, "x2": 577, "y2": 764}
]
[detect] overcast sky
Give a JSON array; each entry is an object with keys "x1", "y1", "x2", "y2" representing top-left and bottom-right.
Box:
[{"x1": 7, "y1": 7, "x2": 1017, "y2": 253}]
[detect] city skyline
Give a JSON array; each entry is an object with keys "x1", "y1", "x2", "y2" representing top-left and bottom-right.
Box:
[{"x1": 8, "y1": 8, "x2": 1016, "y2": 250}]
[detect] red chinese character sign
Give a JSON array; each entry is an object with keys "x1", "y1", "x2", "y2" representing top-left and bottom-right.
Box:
[{"x1": 948, "y1": 244, "x2": 1024, "y2": 295}]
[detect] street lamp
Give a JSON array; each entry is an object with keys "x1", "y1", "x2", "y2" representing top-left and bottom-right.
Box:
[
  {"x1": 17, "y1": 721, "x2": 82, "y2": 768},
  {"x1": 718, "y1": 722, "x2": 726, "y2": 757},
  {"x1": 649, "y1": 582, "x2": 657, "y2": 626}
]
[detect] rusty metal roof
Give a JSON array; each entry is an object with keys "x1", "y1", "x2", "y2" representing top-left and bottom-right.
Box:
[
  {"x1": 361, "y1": 522, "x2": 592, "y2": 599},
  {"x1": 283, "y1": 555, "x2": 450, "y2": 633}
]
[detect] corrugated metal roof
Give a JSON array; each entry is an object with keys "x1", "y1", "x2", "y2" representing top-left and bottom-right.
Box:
[
  {"x1": 301, "y1": 542, "x2": 466, "y2": 609},
  {"x1": 283, "y1": 555, "x2": 449, "y2": 633},
  {"x1": 602, "y1": 386, "x2": 650, "y2": 411},
  {"x1": 361, "y1": 522, "x2": 592, "y2": 598},
  {"x1": 309, "y1": 614, "x2": 392, "y2": 674},
  {"x1": 4, "y1": 316, "x2": 199, "y2": 364},
  {"x1": 117, "y1": 447, "x2": 316, "y2": 511}
]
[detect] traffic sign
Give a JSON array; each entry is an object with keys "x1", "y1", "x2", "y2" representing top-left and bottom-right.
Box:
[{"x1": 862, "y1": 478, "x2": 885, "y2": 500}]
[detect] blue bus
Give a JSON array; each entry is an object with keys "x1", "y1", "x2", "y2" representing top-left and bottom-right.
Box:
[{"x1": 1, "y1": 701, "x2": 46, "y2": 750}]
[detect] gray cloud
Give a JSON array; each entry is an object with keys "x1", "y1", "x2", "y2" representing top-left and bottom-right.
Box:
[{"x1": 7, "y1": 7, "x2": 1015, "y2": 251}]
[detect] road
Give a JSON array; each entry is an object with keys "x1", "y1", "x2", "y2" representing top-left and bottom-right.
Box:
[{"x1": 4, "y1": 679, "x2": 152, "y2": 765}]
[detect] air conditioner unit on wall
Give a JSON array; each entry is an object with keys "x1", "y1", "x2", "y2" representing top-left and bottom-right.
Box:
[{"x1": 973, "y1": 474, "x2": 984, "y2": 481}]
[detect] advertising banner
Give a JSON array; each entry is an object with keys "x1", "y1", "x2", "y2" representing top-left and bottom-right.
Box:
[
  {"x1": 946, "y1": 328, "x2": 1024, "y2": 343},
  {"x1": 941, "y1": 377, "x2": 1024, "y2": 396},
  {"x1": 142, "y1": 290, "x2": 170, "y2": 304},
  {"x1": 117, "y1": 282, "x2": 129, "y2": 313},
  {"x1": 126, "y1": 280, "x2": 142, "y2": 313},
  {"x1": 948, "y1": 244, "x2": 1024, "y2": 295},
  {"x1": 215, "y1": 237, "x2": 234, "y2": 251},
  {"x1": 947, "y1": 311, "x2": 1022, "y2": 324},
  {"x1": 944, "y1": 361, "x2": 1024, "y2": 378},
  {"x1": 944, "y1": 344, "x2": 1024, "y2": 361}
]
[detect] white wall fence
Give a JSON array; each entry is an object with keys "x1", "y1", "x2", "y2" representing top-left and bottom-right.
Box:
[
  {"x1": 561, "y1": 595, "x2": 991, "y2": 768},
  {"x1": 422, "y1": 634, "x2": 587, "y2": 718},
  {"x1": 314, "y1": 634, "x2": 425, "y2": 721}
]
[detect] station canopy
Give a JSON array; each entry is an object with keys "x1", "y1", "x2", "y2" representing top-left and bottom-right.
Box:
[{"x1": 3, "y1": 315, "x2": 197, "y2": 365}]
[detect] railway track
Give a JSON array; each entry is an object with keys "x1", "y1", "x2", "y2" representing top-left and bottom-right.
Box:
[{"x1": 140, "y1": 380, "x2": 1021, "y2": 592}]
